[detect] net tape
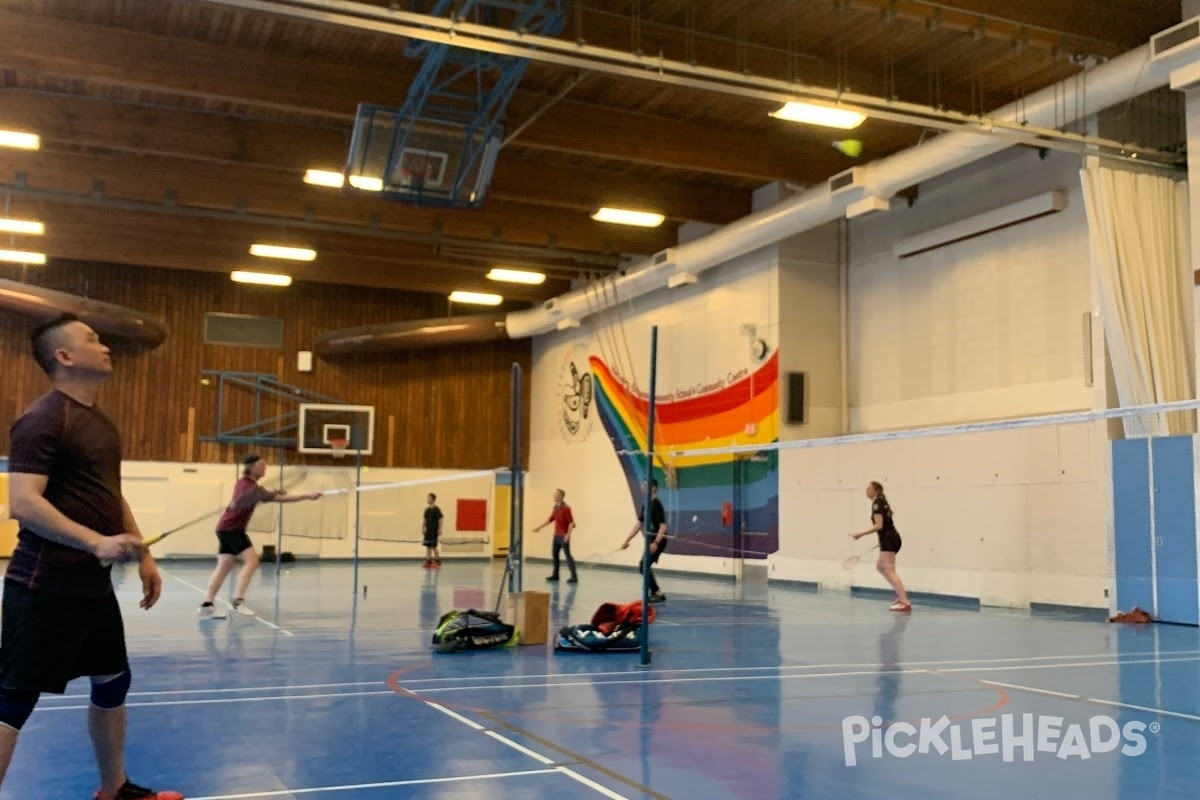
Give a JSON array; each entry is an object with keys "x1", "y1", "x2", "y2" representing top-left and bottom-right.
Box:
[{"x1": 616, "y1": 398, "x2": 1200, "y2": 461}]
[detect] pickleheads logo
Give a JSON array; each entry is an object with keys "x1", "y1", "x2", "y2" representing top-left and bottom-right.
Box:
[{"x1": 842, "y1": 714, "x2": 1159, "y2": 766}]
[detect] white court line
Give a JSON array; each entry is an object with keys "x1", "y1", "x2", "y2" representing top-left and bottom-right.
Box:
[
  {"x1": 419, "y1": 695, "x2": 629, "y2": 798},
  {"x1": 425, "y1": 700, "x2": 485, "y2": 730},
  {"x1": 388, "y1": 649, "x2": 1200, "y2": 685},
  {"x1": 485, "y1": 731, "x2": 557, "y2": 765},
  {"x1": 185, "y1": 768, "x2": 561, "y2": 800},
  {"x1": 162, "y1": 570, "x2": 294, "y2": 637},
  {"x1": 973, "y1": 679, "x2": 1200, "y2": 723},
  {"x1": 45, "y1": 648, "x2": 1182, "y2": 703},
  {"x1": 36, "y1": 653, "x2": 1200, "y2": 711},
  {"x1": 405, "y1": 654, "x2": 1200, "y2": 695},
  {"x1": 47, "y1": 680, "x2": 386, "y2": 701},
  {"x1": 36, "y1": 689, "x2": 396, "y2": 712},
  {"x1": 557, "y1": 767, "x2": 632, "y2": 800}
]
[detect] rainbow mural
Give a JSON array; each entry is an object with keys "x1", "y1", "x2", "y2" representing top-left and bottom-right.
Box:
[{"x1": 589, "y1": 352, "x2": 780, "y2": 560}]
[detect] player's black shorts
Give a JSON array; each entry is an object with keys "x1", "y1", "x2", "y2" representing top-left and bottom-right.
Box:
[
  {"x1": 878, "y1": 530, "x2": 902, "y2": 554},
  {"x1": 422, "y1": 531, "x2": 439, "y2": 548},
  {"x1": 0, "y1": 579, "x2": 129, "y2": 694},
  {"x1": 217, "y1": 529, "x2": 254, "y2": 556}
]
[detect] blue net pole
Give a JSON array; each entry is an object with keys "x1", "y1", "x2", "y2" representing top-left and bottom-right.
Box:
[
  {"x1": 640, "y1": 325, "x2": 658, "y2": 667},
  {"x1": 275, "y1": 449, "x2": 285, "y2": 573},
  {"x1": 508, "y1": 362, "x2": 523, "y2": 595},
  {"x1": 352, "y1": 437, "x2": 362, "y2": 593}
]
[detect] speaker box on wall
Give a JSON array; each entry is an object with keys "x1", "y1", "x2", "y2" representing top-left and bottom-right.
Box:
[{"x1": 787, "y1": 372, "x2": 806, "y2": 425}]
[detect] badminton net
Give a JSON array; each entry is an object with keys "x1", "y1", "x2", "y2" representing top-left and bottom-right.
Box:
[
  {"x1": 353, "y1": 469, "x2": 499, "y2": 549},
  {"x1": 647, "y1": 398, "x2": 1200, "y2": 612}
]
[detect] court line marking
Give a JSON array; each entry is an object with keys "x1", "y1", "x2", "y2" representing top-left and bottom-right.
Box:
[
  {"x1": 403, "y1": 654, "x2": 1200, "y2": 695},
  {"x1": 184, "y1": 768, "x2": 561, "y2": 799},
  {"x1": 970, "y1": 679, "x2": 1200, "y2": 723},
  {"x1": 44, "y1": 652, "x2": 1180, "y2": 700},
  {"x1": 39, "y1": 650, "x2": 1200, "y2": 706},
  {"x1": 417, "y1": 700, "x2": 631, "y2": 799},
  {"x1": 485, "y1": 730, "x2": 557, "y2": 765},
  {"x1": 37, "y1": 653, "x2": 1196, "y2": 713},
  {"x1": 162, "y1": 570, "x2": 294, "y2": 637}
]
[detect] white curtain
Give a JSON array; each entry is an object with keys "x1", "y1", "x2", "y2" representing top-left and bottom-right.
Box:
[{"x1": 1081, "y1": 165, "x2": 1195, "y2": 436}]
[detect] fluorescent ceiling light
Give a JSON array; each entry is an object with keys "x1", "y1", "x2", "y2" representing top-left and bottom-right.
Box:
[
  {"x1": 0, "y1": 218, "x2": 45, "y2": 235},
  {"x1": 0, "y1": 249, "x2": 46, "y2": 265},
  {"x1": 591, "y1": 207, "x2": 666, "y2": 228},
  {"x1": 348, "y1": 175, "x2": 383, "y2": 192},
  {"x1": 232, "y1": 270, "x2": 292, "y2": 287},
  {"x1": 487, "y1": 267, "x2": 546, "y2": 285},
  {"x1": 449, "y1": 290, "x2": 503, "y2": 306},
  {"x1": 249, "y1": 243, "x2": 316, "y2": 261},
  {"x1": 770, "y1": 101, "x2": 866, "y2": 130},
  {"x1": 304, "y1": 169, "x2": 344, "y2": 188},
  {"x1": 0, "y1": 130, "x2": 39, "y2": 150},
  {"x1": 302, "y1": 170, "x2": 383, "y2": 192}
]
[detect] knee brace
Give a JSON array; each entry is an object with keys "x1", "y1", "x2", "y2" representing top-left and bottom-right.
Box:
[
  {"x1": 90, "y1": 670, "x2": 131, "y2": 710},
  {"x1": 0, "y1": 688, "x2": 40, "y2": 731}
]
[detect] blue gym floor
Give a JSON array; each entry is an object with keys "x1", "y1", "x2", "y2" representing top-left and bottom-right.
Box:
[{"x1": 7, "y1": 559, "x2": 1200, "y2": 799}]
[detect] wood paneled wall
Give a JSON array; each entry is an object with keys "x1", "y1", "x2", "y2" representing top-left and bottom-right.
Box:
[{"x1": 0, "y1": 260, "x2": 531, "y2": 470}]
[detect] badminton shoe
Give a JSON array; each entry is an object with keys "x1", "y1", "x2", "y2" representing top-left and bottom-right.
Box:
[
  {"x1": 232, "y1": 598, "x2": 256, "y2": 617},
  {"x1": 93, "y1": 777, "x2": 184, "y2": 800},
  {"x1": 197, "y1": 603, "x2": 226, "y2": 620}
]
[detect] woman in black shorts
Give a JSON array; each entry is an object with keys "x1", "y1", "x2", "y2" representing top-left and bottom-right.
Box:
[{"x1": 850, "y1": 481, "x2": 911, "y2": 612}]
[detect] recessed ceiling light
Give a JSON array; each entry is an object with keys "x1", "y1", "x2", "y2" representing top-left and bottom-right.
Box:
[
  {"x1": 591, "y1": 207, "x2": 666, "y2": 227},
  {"x1": 449, "y1": 290, "x2": 503, "y2": 306},
  {"x1": 303, "y1": 169, "x2": 344, "y2": 188},
  {"x1": 249, "y1": 244, "x2": 316, "y2": 261},
  {"x1": 0, "y1": 218, "x2": 45, "y2": 236},
  {"x1": 487, "y1": 268, "x2": 546, "y2": 285},
  {"x1": 769, "y1": 101, "x2": 866, "y2": 130},
  {"x1": 231, "y1": 270, "x2": 293, "y2": 287},
  {"x1": 0, "y1": 249, "x2": 46, "y2": 265},
  {"x1": 0, "y1": 130, "x2": 40, "y2": 150},
  {"x1": 347, "y1": 175, "x2": 383, "y2": 192}
]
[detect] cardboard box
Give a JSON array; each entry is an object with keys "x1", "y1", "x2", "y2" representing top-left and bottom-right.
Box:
[{"x1": 505, "y1": 590, "x2": 550, "y2": 645}]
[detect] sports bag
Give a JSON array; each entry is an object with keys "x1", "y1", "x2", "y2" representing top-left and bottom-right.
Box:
[{"x1": 431, "y1": 609, "x2": 518, "y2": 653}]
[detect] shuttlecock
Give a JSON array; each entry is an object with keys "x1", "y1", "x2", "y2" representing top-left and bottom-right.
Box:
[{"x1": 832, "y1": 139, "x2": 863, "y2": 158}]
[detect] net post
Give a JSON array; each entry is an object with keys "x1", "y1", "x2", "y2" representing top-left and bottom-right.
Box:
[
  {"x1": 640, "y1": 325, "x2": 658, "y2": 668},
  {"x1": 352, "y1": 429, "x2": 363, "y2": 594},
  {"x1": 508, "y1": 362, "x2": 524, "y2": 595},
  {"x1": 275, "y1": 447, "x2": 285, "y2": 573}
]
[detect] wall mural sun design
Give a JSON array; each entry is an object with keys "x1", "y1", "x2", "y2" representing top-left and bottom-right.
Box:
[{"x1": 586, "y1": 351, "x2": 780, "y2": 560}]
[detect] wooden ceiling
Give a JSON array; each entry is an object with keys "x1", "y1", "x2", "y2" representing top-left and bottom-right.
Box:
[{"x1": 0, "y1": 0, "x2": 1182, "y2": 304}]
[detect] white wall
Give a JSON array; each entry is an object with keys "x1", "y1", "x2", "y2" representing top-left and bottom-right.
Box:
[
  {"x1": 772, "y1": 418, "x2": 1110, "y2": 608},
  {"x1": 771, "y1": 148, "x2": 1108, "y2": 609},
  {"x1": 525, "y1": 247, "x2": 779, "y2": 577},
  {"x1": 848, "y1": 149, "x2": 1094, "y2": 432},
  {"x1": 121, "y1": 460, "x2": 496, "y2": 561}
]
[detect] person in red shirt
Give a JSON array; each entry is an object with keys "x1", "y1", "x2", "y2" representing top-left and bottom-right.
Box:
[
  {"x1": 199, "y1": 453, "x2": 319, "y2": 618},
  {"x1": 533, "y1": 488, "x2": 577, "y2": 584}
]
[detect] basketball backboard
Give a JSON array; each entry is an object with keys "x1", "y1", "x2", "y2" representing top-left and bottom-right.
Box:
[{"x1": 298, "y1": 404, "x2": 375, "y2": 455}]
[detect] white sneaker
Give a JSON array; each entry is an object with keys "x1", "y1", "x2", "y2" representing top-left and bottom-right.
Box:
[
  {"x1": 232, "y1": 599, "x2": 257, "y2": 617},
  {"x1": 198, "y1": 604, "x2": 227, "y2": 620}
]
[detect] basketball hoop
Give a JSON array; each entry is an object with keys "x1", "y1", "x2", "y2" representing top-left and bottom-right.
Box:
[{"x1": 329, "y1": 437, "x2": 348, "y2": 458}]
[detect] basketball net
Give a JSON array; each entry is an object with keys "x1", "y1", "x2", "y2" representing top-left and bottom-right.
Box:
[{"x1": 329, "y1": 437, "x2": 348, "y2": 459}]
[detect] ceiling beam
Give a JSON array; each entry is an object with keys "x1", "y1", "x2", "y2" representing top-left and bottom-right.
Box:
[
  {"x1": 0, "y1": 9, "x2": 835, "y2": 183},
  {"x1": 0, "y1": 145, "x2": 675, "y2": 260},
  {"x1": 0, "y1": 90, "x2": 750, "y2": 226},
  {"x1": 17, "y1": 201, "x2": 570, "y2": 299}
]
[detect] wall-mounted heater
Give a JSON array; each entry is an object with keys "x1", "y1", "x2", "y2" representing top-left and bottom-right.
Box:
[{"x1": 892, "y1": 189, "x2": 1067, "y2": 259}]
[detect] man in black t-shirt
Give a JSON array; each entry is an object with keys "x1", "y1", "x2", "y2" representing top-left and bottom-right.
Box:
[
  {"x1": 422, "y1": 492, "x2": 444, "y2": 569},
  {"x1": 0, "y1": 314, "x2": 181, "y2": 800},
  {"x1": 622, "y1": 478, "x2": 668, "y2": 603}
]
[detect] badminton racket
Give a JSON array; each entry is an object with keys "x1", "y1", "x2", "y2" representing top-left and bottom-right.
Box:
[
  {"x1": 101, "y1": 470, "x2": 311, "y2": 566},
  {"x1": 581, "y1": 547, "x2": 622, "y2": 568},
  {"x1": 843, "y1": 543, "x2": 879, "y2": 570}
]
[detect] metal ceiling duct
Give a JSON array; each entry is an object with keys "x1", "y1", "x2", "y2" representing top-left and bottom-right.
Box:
[
  {"x1": 315, "y1": 313, "x2": 507, "y2": 357},
  {"x1": 0, "y1": 279, "x2": 169, "y2": 346}
]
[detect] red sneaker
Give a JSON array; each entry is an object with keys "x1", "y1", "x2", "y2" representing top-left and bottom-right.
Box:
[{"x1": 94, "y1": 778, "x2": 184, "y2": 800}]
